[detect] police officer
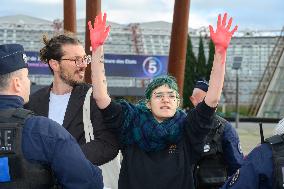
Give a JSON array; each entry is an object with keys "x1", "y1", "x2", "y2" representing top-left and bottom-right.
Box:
[
  {"x1": 189, "y1": 79, "x2": 244, "y2": 189},
  {"x1": 221, "y1": 118, "x2": 284, "y2": 189},
  {"x1": 0, "y1": 44, "x2": 103, "y2": 189}
]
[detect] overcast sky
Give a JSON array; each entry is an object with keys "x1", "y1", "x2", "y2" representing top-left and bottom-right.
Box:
[{"x1": 0, "y1": 0, "x2": 283, "y2": 31}]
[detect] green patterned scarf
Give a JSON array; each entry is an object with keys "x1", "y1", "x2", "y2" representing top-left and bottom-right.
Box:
[{"x1": 118, "y1": 100, "x2": 187, "y2": 152}]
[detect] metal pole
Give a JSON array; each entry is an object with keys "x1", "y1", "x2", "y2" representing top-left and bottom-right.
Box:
[
  {"x1": 236, "y1": 69, "x2": 239, "y2": 128},
  {"x1": 85, "y1": 0, "x2": 101, "y2": 84},
  {"x1": 63, "y1": 0, "x2": 76, "y2": 33},
  {"x1": 168, "y1": 0, "x2": 190, "y2": 97}
]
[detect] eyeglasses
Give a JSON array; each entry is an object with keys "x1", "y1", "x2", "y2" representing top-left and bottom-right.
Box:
[
  {"x1": 152, "y1": 92, "x2": 179, "y2": 101},
  {"x1": 61, "y1": 55, "x2": 91, "y2": 67}
]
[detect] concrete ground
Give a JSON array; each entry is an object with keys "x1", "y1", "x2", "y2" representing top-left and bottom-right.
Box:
[{"x1": 230, "y1": 122, "x2": 275, "y2": 155}]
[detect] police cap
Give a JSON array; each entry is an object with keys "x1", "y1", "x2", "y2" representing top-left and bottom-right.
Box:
[
  {"x1": 194, "y1": 79, "x2": 209, "y2": 92},
  {"x1": 0, "y1": 44, "x2": 27, "y2": 75}
]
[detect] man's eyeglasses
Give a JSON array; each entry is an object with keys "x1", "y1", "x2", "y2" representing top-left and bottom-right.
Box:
[{"x1": 61, "y1": 55, "x2": 91, "y2": 67}]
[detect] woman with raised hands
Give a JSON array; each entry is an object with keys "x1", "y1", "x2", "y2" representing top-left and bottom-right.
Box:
[{"x1": 88, "y1": 12, "x2": 237, "y2": 189}]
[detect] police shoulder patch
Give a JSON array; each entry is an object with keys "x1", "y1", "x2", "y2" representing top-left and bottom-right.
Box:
[
  {"x1": 238, "y1": 143, "x2": 243, "y2": 154},
  {"x1": 229, "y1": 169, "x2": 240, "y2": 187}
]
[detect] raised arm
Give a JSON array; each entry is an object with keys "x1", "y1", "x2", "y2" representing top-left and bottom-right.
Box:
[
  {"x1": 205, "y1": 13, "x2": 238, "y2": 107},
  {"x1": 88, "y1": 12, "x2": 111, "y2": 109}
]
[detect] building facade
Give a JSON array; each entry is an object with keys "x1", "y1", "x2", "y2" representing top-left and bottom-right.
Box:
[{"x1": 0, "y1": 15, "x2": 282, "y2": 113}]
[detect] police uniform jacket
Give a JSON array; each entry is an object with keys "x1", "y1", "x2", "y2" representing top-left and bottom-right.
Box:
[
  {"x1": 25, "y1": 83, "x2": 119, "y2": 165},
  {"x1": 221, "y1": 143, "x2": 273, "y2": 189},
  {"x1": 0, "y1": 95, "x2": 103, "y2": 189},
  {"x1": 221, "y1": 120, "x2": 244, "y2": 176},
  {"x1": 100, "y1": 100, "x2": 216, "y2": 189}
]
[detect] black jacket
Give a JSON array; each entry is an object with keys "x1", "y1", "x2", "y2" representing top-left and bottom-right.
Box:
[
  {"x1": 24, "y1": 83, "x2": 119, "y2": 165},
  {"x1": 100, "y1": 100, "x2": 216, "y2": 189}
]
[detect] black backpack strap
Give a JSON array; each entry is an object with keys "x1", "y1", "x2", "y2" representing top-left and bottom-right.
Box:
[
  {"x1": 203, "y1": 115, "x2": 226, "y2": 155},
  {"x1": 195, "y1": 116, "x2": 228, "y2": 188},
  {"x1": 0, "y1": 108, "x2": 33, "y2": 125},
  {"x1": 213, "y1": 116, "x2": 226, "y2": 146},
  {"x1": 12, "y1": 108, "x2": 34, "y2": 124},
  {"x1": 265, "y1": 135, "x2": 284, "y2": 189},
  {"x1": 265, "y1": 135, "x2": 284, "y2": 145}
]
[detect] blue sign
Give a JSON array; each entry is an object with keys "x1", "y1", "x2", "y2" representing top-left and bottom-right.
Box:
[
  {"x1": 25, "y1": 52, "x2": 168, "y2": 78},
  {"x1": 25, "y1": 51, "x2": 51, "y2": 75},
  {"x1": 104, "y1": 54, "x2": 168, "y2": 78}
]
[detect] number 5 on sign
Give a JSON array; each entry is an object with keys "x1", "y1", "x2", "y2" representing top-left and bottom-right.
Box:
[
  {"x1": 142, "y1": 57, "x2": 163, "y2": 77},
  {"x1": 148, "y1": 60, "x2": 157, "y2": 74}
]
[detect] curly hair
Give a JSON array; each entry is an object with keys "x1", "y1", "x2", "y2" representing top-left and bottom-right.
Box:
[
  {"x1": 145, "y1": 75, "x2": 179, "y2": 100},
  {"x1": 39, "y1": 33, "x2": 81, "y2": 74}
]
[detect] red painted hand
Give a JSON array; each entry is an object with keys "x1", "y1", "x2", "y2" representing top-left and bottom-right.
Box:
[
  {"x1": 209, "y1": 13, "x2": 238, "y2": 54},
  {"x1": 88, "y1": 12, "x2": 110, "y2": 51}
]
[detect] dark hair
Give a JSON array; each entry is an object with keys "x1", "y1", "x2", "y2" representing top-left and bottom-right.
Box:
[
  {"x1": 145, "y1": 75, "x2": 179, "y2": 100},
  {"x1": 39, "y1": 33, "x2": 81, "y2": 74}
]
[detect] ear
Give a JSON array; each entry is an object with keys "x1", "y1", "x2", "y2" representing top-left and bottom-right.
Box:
[
  {"x1": 146, "y1": 101, "x2": 151, "y2": 110},
  {"x1": 189, "y1": 96, "x2": 194, "y2": 104},
  {"x1": 49, "y1": 59, "x2": 60, "y2": 72},
  {"x1": 12, "y1": 76, "x2": 21, "y2": 93}
]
